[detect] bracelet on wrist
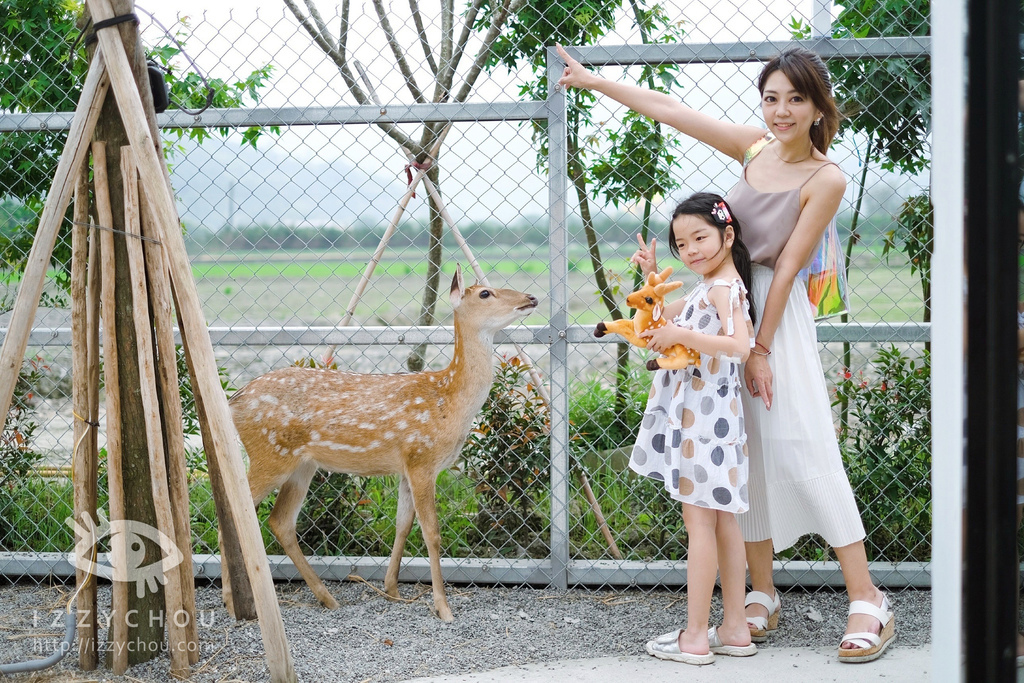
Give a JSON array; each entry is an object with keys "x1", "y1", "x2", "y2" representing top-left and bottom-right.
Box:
[
  {"x1": 750, "y1": 348, "x2": 770, "y2": 357},
  {"x1": 754, "y1": 341, "x2": 771, "y2": 354}
]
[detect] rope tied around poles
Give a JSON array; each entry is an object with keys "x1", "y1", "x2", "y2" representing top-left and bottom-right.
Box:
[{"x1": 404, "y1": 159, "x2": 433, "y2": 198}]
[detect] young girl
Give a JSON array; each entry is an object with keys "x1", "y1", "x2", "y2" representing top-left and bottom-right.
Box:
[{"x1": 630, "y1": 193, "x2": 757, "y2": 665}]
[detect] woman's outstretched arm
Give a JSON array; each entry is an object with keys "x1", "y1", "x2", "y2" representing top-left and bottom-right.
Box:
[{"x1": 556, "y1": 44, "x2": 765, "y2": 162}]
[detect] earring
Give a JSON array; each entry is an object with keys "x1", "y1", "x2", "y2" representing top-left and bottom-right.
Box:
[{"x1": 814, "y1": 118, "x2": 821, "y2": 126}]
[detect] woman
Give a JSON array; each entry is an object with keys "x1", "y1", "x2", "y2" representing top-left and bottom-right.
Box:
[{"x1": 556, "y1": 45, "x2": 895, "y2": 662}]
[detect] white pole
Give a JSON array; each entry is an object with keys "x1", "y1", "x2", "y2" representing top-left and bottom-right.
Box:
[
  {"x1": 811, "y1": 0, "x2": 832, "y2": 36},
  {"x1": 930, "y1": 0, "x2": 965, "y2": 680}
]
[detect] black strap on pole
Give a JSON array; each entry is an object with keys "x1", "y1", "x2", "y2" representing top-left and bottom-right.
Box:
[
  {"x1": 91, "y1": 13, "x2": 139, "y2": 32},
  {"x1": 963, "y1": 0, "x2": 1020, "y2": 680},
  {"x1": 82, "y1": 13, "x2": 140, "y2": 47}
]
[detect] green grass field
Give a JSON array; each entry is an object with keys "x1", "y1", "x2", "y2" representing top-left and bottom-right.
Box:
[{"x1": 187, "y1": 244, "x2": 926, "y2": 327}]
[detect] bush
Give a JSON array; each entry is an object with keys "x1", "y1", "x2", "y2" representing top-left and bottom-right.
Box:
[
  {"x1": 461, "y1": 356, "x2": 550, "y2": 550},
  {"x1": 834, "y1": 345, "x2": 931, "y2": 561},
  {"x1": 0, "y1": 356, "x2": 47, "y2": 549},
  {"x1": 568, "y1": 365, "x2": 651, "y2": 455}
]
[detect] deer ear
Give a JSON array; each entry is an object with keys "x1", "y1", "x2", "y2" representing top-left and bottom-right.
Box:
[{"x1": 449, "y1": 264, "x2": 465, "y2": 307}]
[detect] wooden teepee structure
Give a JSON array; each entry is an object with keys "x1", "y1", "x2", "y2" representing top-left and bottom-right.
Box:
[{"x1": 0, "y1": 0, "x2": 295, "y2": 680}]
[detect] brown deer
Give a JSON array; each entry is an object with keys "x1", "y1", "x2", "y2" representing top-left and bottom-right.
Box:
[
  {"x1": 594, "y1": 266, "x2": 700, "y2": 371},
  {"x1": 230, "y1": 266, "x2": 538, "y2": 621}
]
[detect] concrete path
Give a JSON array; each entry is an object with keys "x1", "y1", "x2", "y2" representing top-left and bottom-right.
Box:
[{"x1": 401, "y1": 646, "x2": 931, "y2": 682}]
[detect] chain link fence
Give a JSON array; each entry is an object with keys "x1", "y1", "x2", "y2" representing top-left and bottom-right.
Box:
[{"x1": 0, "y1": 0, "x2": 931, "y2": 593}]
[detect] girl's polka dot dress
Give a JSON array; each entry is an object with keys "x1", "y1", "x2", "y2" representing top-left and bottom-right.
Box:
[{"x1": 629, "y1": 278, "x2": 754, "y2": 514}]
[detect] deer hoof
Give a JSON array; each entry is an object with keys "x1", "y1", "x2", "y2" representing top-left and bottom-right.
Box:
[
  {"x1": 594, "y1": 323, "x2": 607, "y2": 338},
  {"x1": 645, "y1": 358, "x2": 661, "y2": 371},
  {"x1": 434, "y1": 603, "x2": 455, "y2": 622}
]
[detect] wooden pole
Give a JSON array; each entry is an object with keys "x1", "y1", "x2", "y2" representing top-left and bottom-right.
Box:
[
  {"x1": 120, "y1": 148, "x2": 189, "y2": 678},
  {"x1": 93, "y1": 140, "x2": 129, "y2": 676},
  {"x1": 71, "y1": 157, "x2": 99, "y2": 669},
  {"x1": 171, "y1": 301, "x2": 256, "y2": 622},
  {"x1": 86, "y1": 2, "x2": 296, "y2": 678},
  {"x1": 86, "y1": 172, "x2": 103, "y2": 643},
  {"x1": 0, "y1": 54, "x2": 108, "y2": 426},
  {"x1": 578, "y1": 471, "x2": 622, "y2": 559},
  {"x1": 337, "y1": 162, "x2": 435, "y2": 329},
  {"x1": 136, "y1": 183, "x2": 201, "y2": 657}
]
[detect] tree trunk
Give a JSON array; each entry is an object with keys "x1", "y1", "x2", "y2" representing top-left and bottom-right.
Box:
[
  {"x1": 86, "y1": 0, "x2": 165, "y2": 665},
  {"x1": 838, "y1": 133, "x2": 872, "y2": 432},
  {"x1": 566, "y1": 127, "x2": 629, "y2": 406},
  {"x1": 407, "y1": 163, "x2": 444, "y2": 371}
]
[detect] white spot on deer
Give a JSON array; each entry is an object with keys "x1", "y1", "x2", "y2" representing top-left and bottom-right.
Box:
[
  {"x1": 416, "y1": 412, "x2": 431, "y2": 423},
  {"x1": 414, "y1": 397, "x2": 424, "y2": 405},
  {"x1": 311, "y1": 440, "x2": 366, "y2": 453},
  {"x1": 311, "y1": 431, "x2": 321, "y2": 441},
  {"x1": 428, "y1": 376, "x2": 436, "y2": 383},
  {"x1": 384, "y1": 431, "x2": 395, "y2": 440},
  {"x1": 268, "y1": 430, "x2": 278, "y2": 445},
  {"x1": 437, "y1": 397, "x2": 445, "y2": 408},
  {"x1": 396, "y1": 420, "x2": 408, "y2": 430},
  {"x1": 359, "y1": 423, "x2": 376, "y2": 430},
  {"x1": 260, "y1": 427, "x2": 268, "y2": 436},
  {"x1": 260, "y1": 395, "x2": 279, "y2": 405}
]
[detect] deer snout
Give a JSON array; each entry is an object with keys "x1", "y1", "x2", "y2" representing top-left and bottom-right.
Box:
[
  {"x1": 625, "y1": 293, "x2": 648, "y2": 310},
  {"x1": 518, "y1": 295, "x2": 539, "y2": 311}
]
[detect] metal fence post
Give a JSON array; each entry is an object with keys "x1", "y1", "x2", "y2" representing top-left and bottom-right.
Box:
[
  {"x1": 546, "y1": 46, "x2": 570, "y2": 591},
  {"x1": 812, "y1": 0, "x2": 832, "y2": 37}
]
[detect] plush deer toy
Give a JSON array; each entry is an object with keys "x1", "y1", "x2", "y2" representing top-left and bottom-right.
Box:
[
  {"x1": 231, "y1": 265, "x2": 538, "y2": 621},
  {"x1": 594, "y1": 266, "x2": 700, "y2": 371}
]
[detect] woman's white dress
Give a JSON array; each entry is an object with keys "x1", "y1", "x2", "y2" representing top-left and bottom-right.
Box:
[{"x1": 725, "y1": 152, "x2": 866, "y2": 551}]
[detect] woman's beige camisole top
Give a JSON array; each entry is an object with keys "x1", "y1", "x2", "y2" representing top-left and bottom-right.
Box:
[{"x1": 725, "y1": 146, "x2": 838, "y2": 270}]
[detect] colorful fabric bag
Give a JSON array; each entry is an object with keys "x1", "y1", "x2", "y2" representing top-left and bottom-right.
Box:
[{"x1": 800, "y1": 217, "x2": 848, "y2": 319}]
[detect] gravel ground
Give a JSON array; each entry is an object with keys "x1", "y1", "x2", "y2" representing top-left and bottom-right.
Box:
[{"x1": 0, "y1": 579, "x2": 930, "y2": 682}]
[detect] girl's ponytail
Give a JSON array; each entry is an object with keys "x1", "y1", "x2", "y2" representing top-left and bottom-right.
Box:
[
  {"x1": 668, "y1": 193, "x2": 757, "y2": 325},
  {"x1": 728, "y1": 230, "x2": 756, "y2": 326}
]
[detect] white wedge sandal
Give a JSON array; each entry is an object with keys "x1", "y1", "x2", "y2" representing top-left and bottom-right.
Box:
[
  {"x1": 744, "y1": 590, "x2": 781, "y2": 643},
  {"x1": 837, "y1": 594, "x2": 896, "y2": 663}
]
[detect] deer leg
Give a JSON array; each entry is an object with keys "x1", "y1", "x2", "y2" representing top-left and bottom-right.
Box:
[
  {"x1": 407, "y1": 469, "x2": 453, "y2": 622},
  {"x1": 656, "y1": 349, "x2": 695, "y2": 371},
  {"x1": 384, "y1": 475, "x2": 416, "y2": 600},
  {"x1": 596, "y1": 318, "x2": 647, "y2": 347},
  {"x1": 267, "y1": 462, "x2": 340, "y2": 609},
  {"x1": 234, "y1": 470, "x2": 283, "y2": 611}
]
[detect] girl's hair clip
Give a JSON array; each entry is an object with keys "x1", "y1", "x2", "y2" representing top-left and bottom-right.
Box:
[{"x1": 711, "y1": 201, "x2": 733, "y2": 225}]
